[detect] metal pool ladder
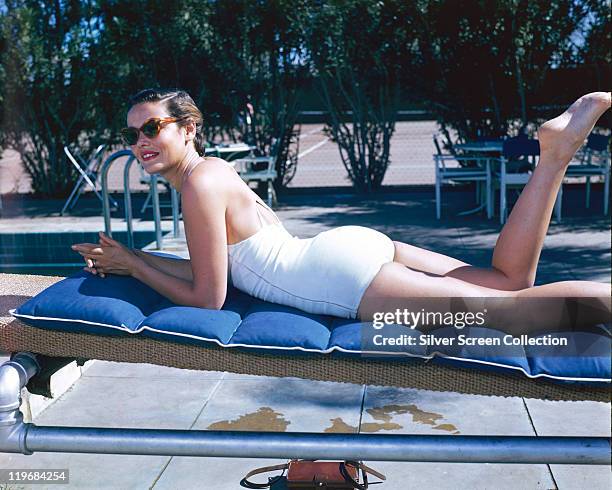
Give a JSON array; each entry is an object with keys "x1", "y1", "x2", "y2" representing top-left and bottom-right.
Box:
[{"x1": 100, "y1": 150, "x2": 180, "y2": 249}]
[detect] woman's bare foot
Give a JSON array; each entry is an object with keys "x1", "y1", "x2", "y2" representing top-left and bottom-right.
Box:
[{"x1": 538, "y1": 92, "x2": 611, "y2": 167}]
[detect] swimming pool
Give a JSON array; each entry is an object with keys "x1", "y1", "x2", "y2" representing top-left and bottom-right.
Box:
[{"x1": 0, "y1": 231, "x2": 158, "y2": 277}]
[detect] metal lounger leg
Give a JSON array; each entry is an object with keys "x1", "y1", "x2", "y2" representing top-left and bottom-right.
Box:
[
  {"x1": 435, "y1": 157, "x2": 441, "y2": 220},
  {"x1": 486, "y1": 160, "x2": 492, "y2": 219},
  {"x1": 499, "y1": 158, "x2": 507, "y2": 225},
  {"x1": 554, "y1": 185, "x2": 562, "y2": 222},
  {"x1": 267, "y1": 180, "x2": 275, "y2": 207},
  {"x1": 151, "y1": 175, "x2": 163, "y2": 249},
  {"x1": 500, "y1": 182, "x2": 506, "y2": 225},
  {"x1": 604, "y1": 167, "x2": 610, "y2": 216},
  {"x1": 586, "y1": 176, "x2": 591, "y2": 208},
  {"x1": 171, "y1": 187, "x2": 180, "y2": 237},
  {"x1": 0, "y1": 353, "x2": 40, "y2": 454}
]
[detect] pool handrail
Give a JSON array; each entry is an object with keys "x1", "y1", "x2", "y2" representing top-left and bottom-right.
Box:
[
  {"x1": 100, "y1": 150, "x2": 179, "y2": 250},
  {"x1": 100, "y1": 150, "x2": 135, "y2": 244}
]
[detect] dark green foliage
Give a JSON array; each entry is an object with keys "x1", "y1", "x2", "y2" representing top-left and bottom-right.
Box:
[
  {"x1": 0, "y1": 0, "x2": 102, "y2": 196},
  {"x1": 577, "y1": 0, "x2": 611, "y2": 92},
  {"x1": 0, "y1": 0, "x2": 310, "y2": 195},
  {"x1": 414, "y1": 0, "x2": 597, "y2": 146},
  {"x1": 303, "y1": 0, "x2": 418, "y2": 192},
  {"x1": 0, "y1": 0, "x2": 608, "y2": 196}
]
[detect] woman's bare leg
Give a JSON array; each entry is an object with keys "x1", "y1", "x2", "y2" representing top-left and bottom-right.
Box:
[
  {"x1": 490, "y1": 92, "x2": 610, "y2": 288},
  {"x1": 392, "y1": 92, "x2": 611, "y2": 291},
  {"x1": 391, "y1": 241, "x2": 525, "y2": 290},
  {"x1": 358, "y1": 263, "x2": 611, "y2": 335}
]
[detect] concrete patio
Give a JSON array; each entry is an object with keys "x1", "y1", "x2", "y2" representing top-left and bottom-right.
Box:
[{"x1": 0, "y1": 185, "x2": 610, "y2": 489}]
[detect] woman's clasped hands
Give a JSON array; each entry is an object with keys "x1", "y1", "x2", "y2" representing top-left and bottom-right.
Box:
[{"x1": 71, "y1": 231, "x2": 139, "y2": 278}]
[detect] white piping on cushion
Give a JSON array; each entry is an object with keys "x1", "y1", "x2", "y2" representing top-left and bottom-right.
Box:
[{"x1": 9, "y1": 309, "x2": 610, "y2": 384}]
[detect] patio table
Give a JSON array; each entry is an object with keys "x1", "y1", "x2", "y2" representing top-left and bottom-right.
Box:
[
  {"x1": 448, "y1": 141, "x2": 505, "y2": 216},
  {"x1": 207, "y1": 143, "x2": 256, "y2": 161},
  {"x1": 454, "y1": 140, "x2": 504, "y2": 153}
]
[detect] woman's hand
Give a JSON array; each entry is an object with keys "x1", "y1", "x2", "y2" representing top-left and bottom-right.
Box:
[{"x1": 71, "y1": 232, "x2": 140, "y2": 278}]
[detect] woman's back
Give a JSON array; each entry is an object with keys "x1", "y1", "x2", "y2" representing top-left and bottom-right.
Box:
[{"x1": 187, "y1": 157, "x2": 281, "y2": 246}]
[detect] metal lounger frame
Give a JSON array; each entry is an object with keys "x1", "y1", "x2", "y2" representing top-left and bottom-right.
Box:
[{"x1": 0, "y1": 353, "x2": 609, "y2": 465}]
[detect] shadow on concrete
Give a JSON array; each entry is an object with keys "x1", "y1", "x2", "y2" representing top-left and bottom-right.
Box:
[{"x1": 1, "y1": 184, "x2": 609, "y2": 284}]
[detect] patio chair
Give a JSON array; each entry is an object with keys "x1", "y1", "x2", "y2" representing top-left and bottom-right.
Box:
[
  {"x1": 61, "y1": 145, "x2": 118, "y2": 215},
  {"x1": 433, "y1": 137, "x2": 492, "y2": 219},
  {"x1": 565, "y1": 133, "x2": 610, "y2": 215},
  {"x1": 232, "y1": 142, "x2": 279, "y2": 207},
  {"x1": 494, "y1": 138, "x2": 562, "y2": 224}
]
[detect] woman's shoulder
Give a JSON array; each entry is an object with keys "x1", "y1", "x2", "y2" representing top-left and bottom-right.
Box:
[
  {"x1": 202, "y1": 156, "x2": 232, "y2": 168},
  {"x1": 181, "y1": 157, "x2": 234, "y2": 200},
  {"x1": 188, "y1": 157, "x2": 232, "y2": 180}
]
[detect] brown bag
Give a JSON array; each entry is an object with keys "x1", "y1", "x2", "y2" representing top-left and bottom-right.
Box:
[
  {"x1": 240, "y1": 459, "x2": 386, "y2": 489},
  {"x1": 287, "y1": 460, "x2": 359, "y2": 489}
]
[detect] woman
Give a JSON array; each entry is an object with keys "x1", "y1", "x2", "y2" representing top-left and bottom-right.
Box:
[{"x1": 72, "y1": 89, "x2": 611, "y2": 334}]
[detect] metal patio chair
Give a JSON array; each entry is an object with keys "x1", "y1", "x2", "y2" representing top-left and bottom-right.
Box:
[
  {"x1": 494, "y1": 138, "x2": 562, "y2": 224},
  {"x1": 433, "y1": 137, "x2": 492, "y2": 219},
  {"x1": 232, "y1": 153, "x2": 278, "y2": 207},
  {"x1": 61, "y1": 145, "x2": 118, "y2": 215},
  {"x1": 565, "y1": 133, "x2": 610, "y2": 215}
]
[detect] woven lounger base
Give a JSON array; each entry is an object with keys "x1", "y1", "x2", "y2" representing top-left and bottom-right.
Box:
[{"x1": 1, "y1": 318, "x2": 609, "y2": 403}]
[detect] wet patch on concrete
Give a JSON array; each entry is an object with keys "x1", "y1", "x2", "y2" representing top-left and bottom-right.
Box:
[
  {"x1": 206, "y1": 406, "x2": 290, "y2": 432},
  {"x1": 360, "y1": 403, "x2": 460, "y2": 434},
  {"x1": 360, "y1": 420, "x2": 404, "y2": 433},
  {"x1": 405, "y1": 405, "x2": 459, "y2": 434},
  {"x1": 324, "y1": 415, "x2": 403, "y2": 433},
  {"x1": 432, "y1": 423, "x2": 460, "y2": 433},
  {"x1": 324, "y1": 417, "x2": 359, "y2": 433}
]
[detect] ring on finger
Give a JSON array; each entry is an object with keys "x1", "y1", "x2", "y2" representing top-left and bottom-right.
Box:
[{"x1": 92, "y1": 258, "x2": 97, "y2": 267}]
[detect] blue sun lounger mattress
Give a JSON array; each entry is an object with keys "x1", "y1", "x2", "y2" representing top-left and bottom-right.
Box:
[{"x1": 8, "y1": 270, "x2": 610, "y2": 391}]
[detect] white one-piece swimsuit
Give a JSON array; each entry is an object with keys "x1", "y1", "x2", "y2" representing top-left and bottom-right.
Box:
[{"x1": 228, "y1": 199, "x2": 395, "y2": 319}]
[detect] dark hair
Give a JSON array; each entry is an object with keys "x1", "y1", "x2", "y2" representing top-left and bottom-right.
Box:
[{"x1": 128, "y1": 88, "x2": 206, "y2": 156}]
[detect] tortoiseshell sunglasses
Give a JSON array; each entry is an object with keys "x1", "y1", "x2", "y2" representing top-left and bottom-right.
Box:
[{"x1": 120, "y1": 117, "x2": 185, "y2": 146}]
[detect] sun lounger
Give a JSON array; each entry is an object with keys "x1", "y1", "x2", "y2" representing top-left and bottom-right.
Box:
[{"x1": 0, "y1": 272, "x2": 610, "y2": 464}]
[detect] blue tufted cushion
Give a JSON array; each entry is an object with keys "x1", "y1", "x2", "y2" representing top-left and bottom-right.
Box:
[{"x1": 12, "y1": 270, "x2": 611, "y2": 385}]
